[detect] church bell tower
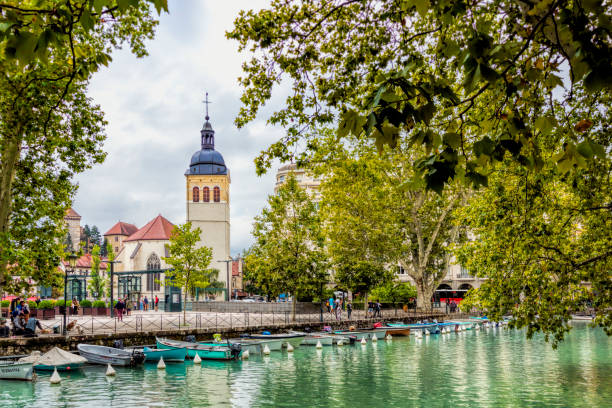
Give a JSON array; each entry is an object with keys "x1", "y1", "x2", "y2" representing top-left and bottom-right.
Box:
[{"x1": 185, "y1": 93, "x2": 230, "y2": 298}]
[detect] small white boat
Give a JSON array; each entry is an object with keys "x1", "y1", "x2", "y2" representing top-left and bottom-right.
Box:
[
  {"x1": 302, "y1": 334, "x2": 334, "y2": 346},
  {"x1": 0, "y1": 361, "x2": 34, "y2": 381},
  {"x1": 78, "y1": 344, "x2": 145, "y2": 366},
  {"x1": 229, "y1": 338, "x2": 284, "y2": 353},
  {"x1": 571, "y1": 315, "x2": 594, "y2": 321}
]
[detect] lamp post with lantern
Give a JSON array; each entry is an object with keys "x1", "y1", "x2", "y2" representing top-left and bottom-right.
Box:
[{"x1": 63, "y1": 252, "x2": 78, "y2": 335}]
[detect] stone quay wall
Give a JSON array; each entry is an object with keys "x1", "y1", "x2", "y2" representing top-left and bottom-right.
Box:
[{"x1": 0, "y1": 313, "x2": 446, "y2": 356}]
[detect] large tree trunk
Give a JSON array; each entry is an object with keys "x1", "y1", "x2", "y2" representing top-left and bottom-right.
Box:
[
  {"x1": 0, "y1": 134, "x2": 21, "y2": 276},
  {"x1": 291, "y1": 294, "x2": 296, "y2": 322},
  {"x1": 416, "y1": 282, "x2": 433, "y2": 311}
]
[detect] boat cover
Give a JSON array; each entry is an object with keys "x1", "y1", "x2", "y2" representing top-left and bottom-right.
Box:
[{"x1": 20, "y1": 347, "x2": 86, "y2": 366}]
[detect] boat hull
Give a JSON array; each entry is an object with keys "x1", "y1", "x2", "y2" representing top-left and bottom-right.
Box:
[
  {"x1": 302, "y1": 335, "x2": 334, "y2": 346},
  {"x1": 244, "y1": 334, "x2": 305, "y2": 348},
  {"x1": 77, "y1": 344, "x2": 143, "y2": 366},
  {"x1": 34, "y1": 362, "x2": 85, "y2": 372},
  {"x1": 226, "y1": 338, "x2": 284, "y2": 353},
  {"x1": 384, "y1": 327, "x2": 411, "y2": 336},
  {"x1": 0, "y1": 362, "x2": 34, "y2": 381},
  {"x1": 156, "y1": 338, "x2": 240, "y2": 361},
  {"x1": 129, "y1": 347, "x2": 186, "y2": 363}
]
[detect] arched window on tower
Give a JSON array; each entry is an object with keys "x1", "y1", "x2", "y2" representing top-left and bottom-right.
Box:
[
  {"x1": 213, "y1": 186, "x2": 220, "y2": 202},
  {"x1": 192, "y1": 186, "x2": 199, "y2": 202},
  {"x1": 203, "y1": 187, "x2": 210, "y2": 202},
  {"x1": 146, "y1": 253, "x2": 161, "y2": 292}
]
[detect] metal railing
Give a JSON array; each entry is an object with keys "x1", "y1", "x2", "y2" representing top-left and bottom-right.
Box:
[{"x1": 28, "y1": 309, "x2": 447, "y2": 337}]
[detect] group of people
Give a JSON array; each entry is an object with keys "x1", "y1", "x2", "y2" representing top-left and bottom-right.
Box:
[
  {"x1": 367, "y1": 301, "x2": 383, "y2": 318},
  {"x1": 114, "y1": 295, "x2": 159, "y2": 321},
  {"x1": 445, "y1": 299, "x2": 458, "y2": 313},
  {"x1": 1, "y1": 296, "x2": 43, "y2": 337},
  {"x1": 326, "y1": 297, "x2": 353, "y2": 321}
]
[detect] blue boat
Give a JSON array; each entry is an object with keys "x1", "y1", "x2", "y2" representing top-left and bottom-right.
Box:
[
  {"x1": 156, "y1": 338, "x2": 241, "y2": 361},
  {"x1": 128, "y1": 346, "x2": 186, "y2": 363}
]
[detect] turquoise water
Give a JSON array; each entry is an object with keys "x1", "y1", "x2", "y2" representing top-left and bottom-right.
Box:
[{"x1": 1, "y1": 323, "x2": 610, "y2": 407}]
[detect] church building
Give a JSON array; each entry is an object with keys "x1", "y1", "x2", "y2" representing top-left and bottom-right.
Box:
[{"x1": 100, "y1": 101, "x2": 231, "y2": 305}]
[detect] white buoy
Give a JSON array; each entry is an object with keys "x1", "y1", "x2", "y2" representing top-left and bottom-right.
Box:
[
  {"x1": 415, "y1": 331, "x2": 423, "y2": 339},
  {"x1": 386, "y1": 334, "x2": 392, "y2": 341},
  {"x1": 50, "y1": 367, "x2": 61, "y2": 384},
  {"x1": 475, "y1": 325, "x2": 480, "y2": 331},
  {"x1": 105, "y1": 364, "x2": 116, "y2": 376},
  {"x1": 371, "y1": 335, "x2": 378, "y2": 342},
  {"x1": 337, "y1": 340, "x2": 344, "y2": 346},
  {"x1": 360, "y1": 337, "x2": 367, "y2": 345},
  {"x1": 425, "y1": 329, "x2": 430, "y2": 336},
  {"x1": 315, "y1": 340, "x2": 323, "y2": 349},
  {"x1": 287, "y1": 343, "x2": 294, "y2": 352},
  {"x1": 242, "y1": 350, "x2": 249, "y2": 360},
  {"x1": 157, "y1": 356, "x2": 166, "y2": 369},
  {"x1": 263, "y1": 345, "x2": 271, "y2": 355},
  {"x1": 193, "y1": 353, "x2": 202, "y2": 363}
]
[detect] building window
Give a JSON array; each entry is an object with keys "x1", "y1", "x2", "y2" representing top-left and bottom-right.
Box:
[
  {"x1": 115, "y1": 246, "x2": 119, "y2": 253},
  {"x1": 192, "y1": 186, "x2": 199, "y2": 202},
  {"x1": 213, "y1": 186, "x2": 220, "y2": 202},
  {"x1": 114, "y1": 236, "x2": 118, "y2": 242},
  {"x1": 397, "y1": 266, "x2": 406, "y2": 275},
  {"x1": 146, "y1": 253, "x2": 161, "y2": 292},
  {"x1": 279, "y1": 175, "x2": 285, "y2": 182},
  {"x1": 203, "y1": 187, "x2": 210, "y2": 202}
]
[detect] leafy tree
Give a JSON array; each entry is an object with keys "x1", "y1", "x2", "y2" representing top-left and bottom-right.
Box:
[
  {"x1": 245, "y1": 173, "x2": 327, "y2": 321},
  {"x1": 0, "y1": 0, "x2": 166, "y2": 299},
  {"x1": 162, "y1": 222, "x2": 215, "y2": 323},
  {"x1": 371, "y1": 280, "x2": 417, "y2": 308},
  {"x1": 89, "y1": 244, "x2": 106, "y2": 301},
  {"x1": 105, "y1": 241, "x2": 115, "y2": 299},
  {"x1": 316, "y1": 136, "x2": 465, "y2": 310},
  {"x1": 456, "y1": 91, "x2": 612, "y2": 345},
  {"x1": 90, "y1": 225, "x2": 101, "y2": 250},
  {"x1": 228, "y1": 0, "x2": 610, "y2": 188}
]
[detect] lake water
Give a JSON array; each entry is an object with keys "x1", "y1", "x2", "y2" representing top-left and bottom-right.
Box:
[{"x1": 1, "y1": 322, "x2": 610, "y2": 407}]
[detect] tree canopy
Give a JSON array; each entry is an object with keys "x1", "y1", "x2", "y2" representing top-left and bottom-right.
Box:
[
  {"x1": 163, "y1": 222, "x2": 215, "y2": 322},
  {"x1": 245, "y1": 173, "x2": 326, "y2": 321},
  {"x1": 0, "y1": 0, "x2": 166, "y2": 294}
]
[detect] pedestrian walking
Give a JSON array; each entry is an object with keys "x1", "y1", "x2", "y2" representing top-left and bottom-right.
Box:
[
  {"x1": 335, "y1": 298, "x2": 341, "y2": 321},
  {"x1": 144, "y1": 296, "x2": 149, "y2": 311},
  {"x1": 375, "y1": 302, "x2": 382, "y2": 318},
  {"x1": 329, "y1": 297, "x2": 334, "y2": 315},
  {"x1": 71, "y1": 297, "x2": 79, "y2": 315},
  {"x1": 154, "y1": 295, "x2": 159, "y2": 311},
  {"x1": 367, "y1": 301, "x2": 373, "y2": 318},
  {"x1": 347, "y1": 301, "x2": 352, "y2": 320},
  {"x1": 115, "y1": 299, "x2": 124, "y2": 321}
]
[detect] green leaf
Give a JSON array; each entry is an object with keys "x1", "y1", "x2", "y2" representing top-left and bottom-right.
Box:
[
  {"x1": 413, "y1": 0, "x2": 430, "y2": 18},
  {"x1": 443, "y1": 132, "x2": 461, "y2": 149},
  {"x1": 576, "y1": 140, "x2": 593, "y2": 159},
  {"x1": 80, "y1": 8, "x2": 94, "y2": 31},
  {"x1": 535, "y1": 116, "x2": 555, "y2": 135},
  {"x1": 14, "y1": 31, "x2": 38, "y2": 65}
]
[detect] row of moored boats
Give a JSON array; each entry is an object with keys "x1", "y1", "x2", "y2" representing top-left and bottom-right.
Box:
[{"x1": 0, "y1": 317, "x2": 507, "y2": 381}]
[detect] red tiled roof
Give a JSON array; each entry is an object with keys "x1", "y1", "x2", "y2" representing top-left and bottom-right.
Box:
[
  {"x1": 63, "y1": 253, "x2": 107, "y2": 269},
  {"x1": 64, "y1": 208, "x2": 81, "y2": 219},
  {"x1": 124, "y1": 214, "x2": 174, "y2": 242},
  {"x1": 104, "y1": 221, "x2": 139, "y2": 236}
]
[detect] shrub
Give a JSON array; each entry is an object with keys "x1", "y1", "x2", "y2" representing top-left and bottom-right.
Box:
[
  {"x1": 28, "y1": 301, "x2": 37, "y2": 309},
  {"x1": 1, "y1": 300, "x2": 9, "y2": 307},
  {"x1": 38, "y1": 300, "x2": 55, "y2": 309},
  {"x1": 92, "y1": 300, "x2": 106, "y2": 308},
  {"x1": 80, "y1": 299, "x2": 92, "y2": 307},
  {"x1": 55, "y1": 300, "x2": 72, "y2": 308}
]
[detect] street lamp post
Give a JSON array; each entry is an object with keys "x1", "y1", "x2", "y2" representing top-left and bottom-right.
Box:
[
  {"x1": 217, "y1": 258, "x2": 233, "y2": 301},
  {"x1": 106, "y1": 259, "x2": 121, "y2": 317},
  {"x1": 64, "y1": 252, "x2": 78, "y2": 335}
]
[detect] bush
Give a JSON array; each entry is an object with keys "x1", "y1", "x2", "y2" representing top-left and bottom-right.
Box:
[
  {"x1": 38, "y1": 300, "x2": 55, "y2": 309},
  {"x1": 28, "y1": 301, "x2": 37, "y2": 309},
  {"x1": 92, "y1": 300, "x2": 106, "y2": 308},
  {"x1": 80, "y1": 299, "x2": 92, "y2": 307},
  {"x1": 1, "y1": 300, "x2": 9, "y2": 308},
  {"x1": 55, "y1": 300, "x2": 72, "y2": 308}
]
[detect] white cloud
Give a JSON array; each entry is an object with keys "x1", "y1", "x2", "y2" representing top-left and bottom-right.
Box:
[{"x1": 75, "y1": 0, "x2": 280, "y2": 253}]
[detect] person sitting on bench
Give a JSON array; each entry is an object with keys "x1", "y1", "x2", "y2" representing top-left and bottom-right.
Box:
[
  {"x1": 12, "y1": 312, "x2": 26, "y2": 335},
  {"x1": 0, "y1": 317, "x2": 10, "y2": 337},
  {"x1": 24, "y1": 316, "x2": 43, "y2": 337}
]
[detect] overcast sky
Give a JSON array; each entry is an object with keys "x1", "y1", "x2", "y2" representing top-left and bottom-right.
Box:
[{"x1": 75, "y1": 0, "x2": 281, "y2": 254}]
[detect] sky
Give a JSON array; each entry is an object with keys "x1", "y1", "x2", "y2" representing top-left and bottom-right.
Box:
[{"x1": 76, "y1": 0, "x2": 282, "y2": 254}]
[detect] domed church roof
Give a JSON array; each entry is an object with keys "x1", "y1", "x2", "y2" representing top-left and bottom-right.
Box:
[{"x1": 185, "y1": 112, "x2": 227, "y2": 176}]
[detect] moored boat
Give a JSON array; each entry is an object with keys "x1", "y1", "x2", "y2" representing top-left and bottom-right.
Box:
[
  {"x1": 77, "y1": 344, "x2": 145, "y2": 366},
  {"x1": 333, "y1": 327, "x2": 387, "y2": 340},
  {"x1": 19, "y1": 347, "x2": 87, "y2": 371},
  {"x1": 225, "y1": 338, "x2": 284, "y2": 353},
  {"x1": 0, "y1": 361, "x2": 34, "y2": 381},
  {"x1": 156, "y1": 338, "x2": 241, "y2": 361},
  {"x1": 127, "y1": 346, "x2": 186, "y2": 363},
  {"x1": 302, "y1": 334, "x2": 334, "y2": 346},
  {"x1": 383, "y1": 326, "x2": 411, "y2": 336},
  {"x1": 241, "y1": 332, "x2": 306, "y2": 348}
]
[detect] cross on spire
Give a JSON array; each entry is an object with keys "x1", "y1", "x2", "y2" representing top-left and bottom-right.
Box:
[{"x1": 202, "y1": 92, "x2": 212, "y2": 120}]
